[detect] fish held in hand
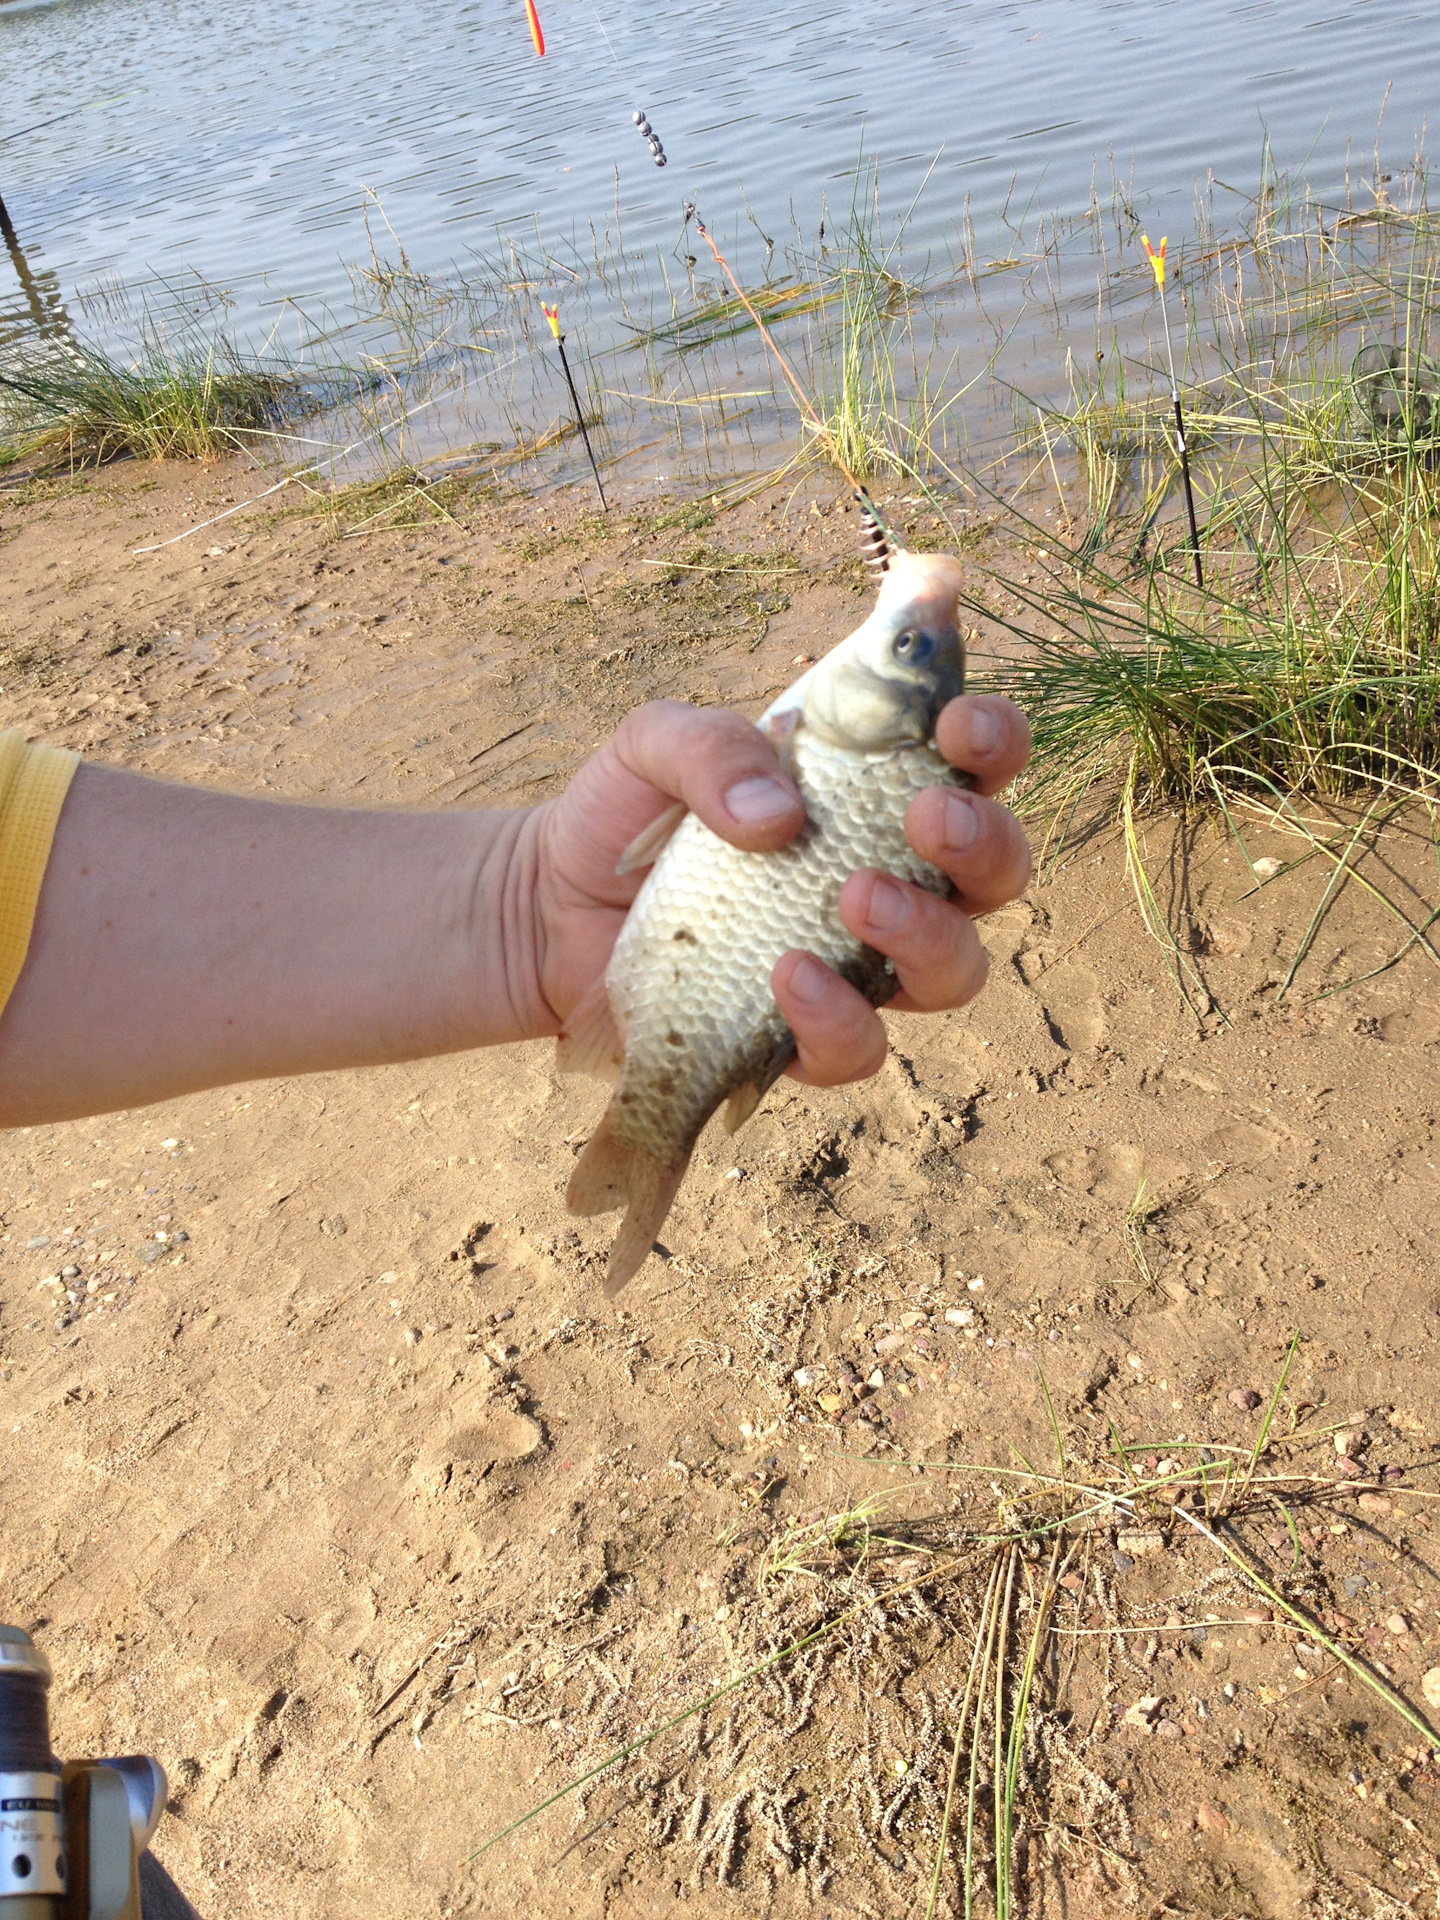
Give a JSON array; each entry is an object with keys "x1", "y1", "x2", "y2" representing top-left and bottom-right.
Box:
[{"x1": 559, "y1": 547, "x2": 966, "y2": 1294}]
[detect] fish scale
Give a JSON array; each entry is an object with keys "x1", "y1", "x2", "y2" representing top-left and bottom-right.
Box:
[{"x1": 608, "y1": 734, "x2": 959, "y2": 1166}]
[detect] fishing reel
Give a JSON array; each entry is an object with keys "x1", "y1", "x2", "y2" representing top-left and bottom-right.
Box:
[{"x1": 1, "y1": 1626, "x2": 166, "y2": 1920}]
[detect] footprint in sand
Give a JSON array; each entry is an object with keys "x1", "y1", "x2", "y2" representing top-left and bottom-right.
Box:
[
  {"x1": 412, "y1": 1382, "x2": 542, "y2": 1494},
  {"x1": 1196, "y1": 1118, "x2": 1288, "y2": 1163},
  {"x1": 1377, "y1": 1004, "x2": 1440, "y2": 1045},
  {"x1": 1035, "y1": 963, "x2": 1106, "y2": 1052},
  {"x1": 1042, "y1": 1140, "x2": 1146, "y2": 1201}
]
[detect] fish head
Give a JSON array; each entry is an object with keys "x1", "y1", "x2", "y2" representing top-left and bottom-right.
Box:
[{"x1": 802, "y1": 549, "x2": 965, "y2": 750}]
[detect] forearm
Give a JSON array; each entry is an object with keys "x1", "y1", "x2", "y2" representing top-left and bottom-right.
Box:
[{"x1": 0, "y1": 763, "x2": 546, "y2": 1125}]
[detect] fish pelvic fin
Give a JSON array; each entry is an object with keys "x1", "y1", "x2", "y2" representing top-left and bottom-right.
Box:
[
  {"x1": 556, "y1": 978, "x2": 625, "y2": 1083},
  {"x1": 723, "y1": 1081, "x2": 762, "y2": 1134},
  {"x1": 722, "y1": 1037, "x2": 795, "y2": 1135},
  {"x1": 616, "y1": 799, "x2": 687, "y2": 876},
  {"x1": 567, "y1": 1110, "x2": 689, "y2": 1296}
]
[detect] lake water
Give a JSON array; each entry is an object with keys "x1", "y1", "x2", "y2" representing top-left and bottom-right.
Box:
[{"x1": 3, "y1": 0, "x2": 1439, "y2": 489}]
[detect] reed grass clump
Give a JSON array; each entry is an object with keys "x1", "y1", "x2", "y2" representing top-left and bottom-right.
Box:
[
  {"x1": 983, "y1": 207, "x2": 1440, "y2": 838},
  {"x1": 0, "y1": 333, "x2": 312, "y2": 468}
]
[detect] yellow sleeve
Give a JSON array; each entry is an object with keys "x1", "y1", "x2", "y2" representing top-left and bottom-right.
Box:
[{"x1": 0, "y1": 730, "x2": 80, "y2": 1017}]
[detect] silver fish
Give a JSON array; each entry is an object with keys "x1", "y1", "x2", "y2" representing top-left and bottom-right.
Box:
[{"x1": 559, "y1": 546, "x2": 966, "y2": 1293}]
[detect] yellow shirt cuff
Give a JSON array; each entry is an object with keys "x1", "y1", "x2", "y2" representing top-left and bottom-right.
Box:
[{"x1": 0, "y1": 731, "x2": 80, "y2": 1017}]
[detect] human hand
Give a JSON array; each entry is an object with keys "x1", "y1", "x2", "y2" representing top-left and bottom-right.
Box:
[{"x1": 525, "y1": 694, "x2": 1032, "y2": 1084}]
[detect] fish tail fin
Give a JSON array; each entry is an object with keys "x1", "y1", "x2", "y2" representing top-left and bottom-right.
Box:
[{"x1": 567, "y1": 1110, "x2": 689, "y2": 1296}]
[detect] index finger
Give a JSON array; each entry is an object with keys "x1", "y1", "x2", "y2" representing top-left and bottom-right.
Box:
[{"x1": 605, "y1": 700, "x2": 805, "y2": 853}]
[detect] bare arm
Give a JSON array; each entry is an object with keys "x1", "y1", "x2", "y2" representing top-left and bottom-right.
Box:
[
  {"x1": 0, "y1": 766, "x2": 531, "y2": 1123},
  {"x1": 0, "y1": 696, "x2": 1032, "y2": 1126}
]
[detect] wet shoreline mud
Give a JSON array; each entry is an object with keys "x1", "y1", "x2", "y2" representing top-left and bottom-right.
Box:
[{"x1": 2, "y1": 457, "x2": 1440, "y2": 1916}]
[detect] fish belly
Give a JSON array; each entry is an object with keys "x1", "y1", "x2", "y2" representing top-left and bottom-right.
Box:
[{"x1": 605, "y1": 734, "x2": 958, "y2": 1168}]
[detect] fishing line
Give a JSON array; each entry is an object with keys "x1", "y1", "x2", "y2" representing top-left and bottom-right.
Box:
[
  {"x1": 0, "y1": 90, "x2": 141, "y2": 148},
  {"x1": 682, "y1": 199, "x2": 894, "y2": 542}
]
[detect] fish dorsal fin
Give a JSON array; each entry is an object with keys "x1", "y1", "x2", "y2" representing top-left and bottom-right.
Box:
[
  {"x1": 616, "y1": 799, "x2": 687, "y2": 876},
  {"x1": 556, "y1": 977, "x2": 625, "y2": 1083}
]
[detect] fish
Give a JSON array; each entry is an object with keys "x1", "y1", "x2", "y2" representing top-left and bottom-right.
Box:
[{"x1": 558, "y1": 542, "x2": 966, "y2": 1295}]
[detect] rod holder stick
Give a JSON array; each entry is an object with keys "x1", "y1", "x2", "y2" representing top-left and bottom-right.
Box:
[
  {"x1": 1143, "y1": 233, "x2": 1204, "y2": 592},
  {"x1": 540, "y1": 305, "x2": 606, "y2": 511}
]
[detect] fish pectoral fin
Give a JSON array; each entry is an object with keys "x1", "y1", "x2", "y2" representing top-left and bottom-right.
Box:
[
  {"x1": 615, "y1": 799, "x2": 688, "y2": 876},
  {"x1": 567, "y1": 1111, "x2": 690, "y2": 1297},
  {"x1": 761, "y1": 705, "x2": 803, "y2": 779},
  {"x1": 723, "y1": 1081, "x2": 763, "y2": 1134},
  {"x1": 556, "y1": 978, "x2": 625, "y2": 1084}
]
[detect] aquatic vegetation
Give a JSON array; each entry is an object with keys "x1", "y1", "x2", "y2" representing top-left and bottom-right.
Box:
[{"x1": 0, "y1": 331, "x2": 316, "y2": 468}]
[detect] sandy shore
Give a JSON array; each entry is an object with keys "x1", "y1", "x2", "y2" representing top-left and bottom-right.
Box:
[{"x1": 2, "y1": 456, "x2": 1439, "y2": 1917}]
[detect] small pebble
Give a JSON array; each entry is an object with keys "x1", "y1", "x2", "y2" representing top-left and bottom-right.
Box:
[
  {"x1": 61, "y1": 1264, "x2": 79, "y2": 1280},
  {"x1": 1422, "y1": 1669, "x2": 1440, "y2": 1709},
  {"x1": 1116, "y1": 1529, "x2": 1166, "y2": 1557},
  {"x1": 875, "y1": 1332, "x2": 907, "y2": 1354},
  {"x1": 1387, "y1": 1613, "x2": 1410, "y2": 1636},
  {"x1": 1381, "y1": 1463, "x2": 1405, "y2": 1482},
  {"x1": 900, "y1": 1310, "x2": 924, "y2": 1328},
  {"x1": 492, "y1": 1307, "x2": 514, "y2": 1324},
  {"x1": 1113, "y1": 1551, "x2": 1135, "y2": 1572},
  {"x1": 1357, "y1": 1491, "x2": 1392, "y2": 1514},
  {"x1": 867, "y1": 1368, "x2": 884, "y2": 1389},
  {"x1": 1122, "y1": 1695, "x2": 1162, "y2": 1728},
  {"x1": 26, "y1": 1234, "x2": 50, "y2": 1250},
  {"x1": 1243, "y1": 1608, "x2": 1273, "y2": 1624},
  {"x1": 944, "y1": 1307, "x2": 974, "y2": 1326},
  {"x1": 1196, "y1": 1802, "x2": 1230, "y2": 1833},
  {"x1": 403, "y1": 1326, "x2": 421, "y2": 1347},
  {"x1": 1229, "y1": 1388, "x2": 1262, "y2": 1411},
  {"x1": 1156, "y1": 1720, "x2": 1183, "y2": 1741},
  {"x1": 1333, "y1": 1455, "x2": 1363, "y2": 1479},
  {"x1": 1335, "y1": 1429, "x2": 1361, "y2": 1457},
  {"x1": 793, "y1": 1366, "x2": 819, "y2": 1388}
]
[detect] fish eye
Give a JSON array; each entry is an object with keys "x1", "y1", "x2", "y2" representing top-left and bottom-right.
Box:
[{"x1": 893, "y1": 628, "x2": 934, "y2": 662}]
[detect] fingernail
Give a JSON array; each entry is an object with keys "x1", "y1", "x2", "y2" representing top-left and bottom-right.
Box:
[
  {"x1": 787, "y1": 954, "x2": 830, "y2": 1005},
  {"x1": 724, "y1": 774, "x2": 794, "y2": 824},
  {"x1": 969, "y1": 707, "x2": 1000, "y2": 755},
  {"x1": 865, "y1": 875, "x2": 911, "y2": 934},
  {"x1": 944, "y1": 792, "x2": 979, "y2": 851}
]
